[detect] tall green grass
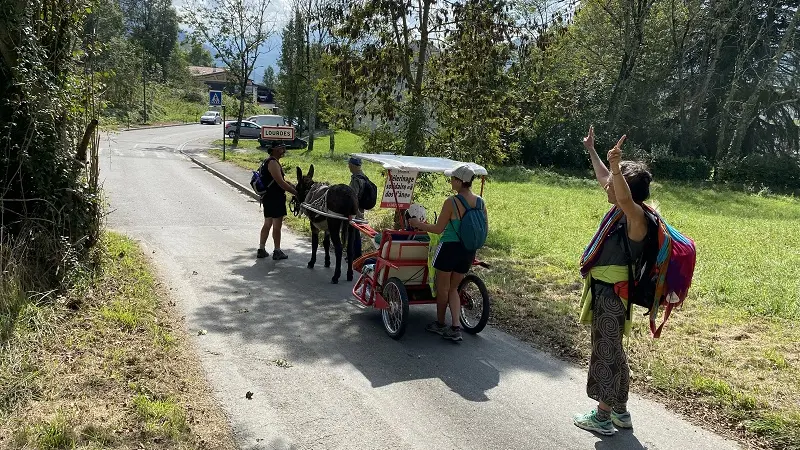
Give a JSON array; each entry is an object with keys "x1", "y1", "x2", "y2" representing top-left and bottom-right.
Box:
[{"x1": 212, "y1": 131, "x2": 800, "y2": 321}]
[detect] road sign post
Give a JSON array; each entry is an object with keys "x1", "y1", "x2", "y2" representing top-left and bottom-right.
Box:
[{"x1": 209, "y1": 90, "x2": 225, "y2": 161}]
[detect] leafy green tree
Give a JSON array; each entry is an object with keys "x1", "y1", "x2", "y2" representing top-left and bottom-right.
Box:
[
  {"x1": 182, "y1": 0, "x2": 277, "y2": 145},
  {"x1": 428, "y1": 0, "x2": 518, "y2": 165},
  {"x1": 262, "y1": 66, "x2": 276, "y2": 90},
  {"x1": 183, "y1": 37, "x2": 213, "y2": 66},
  {"x1": 277, "y1": 12, "x2": 310, "y2": 135}
]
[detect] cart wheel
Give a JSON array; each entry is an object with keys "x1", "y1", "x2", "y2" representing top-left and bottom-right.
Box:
[
  {"x1": 381, "y1": 277, "x2": 409, "y2": 340},
  {"x1": 459, "y1": 274, "x2": 490, "y2": 334}
]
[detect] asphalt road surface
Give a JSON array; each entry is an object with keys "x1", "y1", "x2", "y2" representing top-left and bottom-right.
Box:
[{"x1": 101, "y1": 125, "x2": 738, "y2": 450}]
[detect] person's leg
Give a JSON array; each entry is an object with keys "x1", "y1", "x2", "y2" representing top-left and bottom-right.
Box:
[
  {"x1": 440, "y1": 271, "x2": 466, "y2": 341},
  {"x1": 258, "y1": 218, "x2": 273, "y2": 257},
  {"x1": 435, "y1": 270, "x2": 451, "y2": 325},
  {"x1": 425, "y1": 270, "x2": 451, "y2": 335},
  {"x1": 272, "y1": 216, "x2": 288, "y2": 259},
  {"x1": 574, "y1": 290, "x2": 624, "y2": 435},
  {"x1": 447, "y1": 272, "x2": 466, "y2": 327},
  {"x1": 272, "y1": 216, "x2": 283, "y2": 249}
]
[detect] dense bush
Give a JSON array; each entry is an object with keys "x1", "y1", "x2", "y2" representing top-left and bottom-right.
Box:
[
  {"x1": 1, "y1": 0, "x2": 103, "y2": 339},
  {"x1": 716, "y1": 154, "x2": 800, "y2": 191}
]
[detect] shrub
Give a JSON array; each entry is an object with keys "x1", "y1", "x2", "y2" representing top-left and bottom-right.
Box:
[{"x1": 717, "y1": 154, "x2": 800, "y2": 192}]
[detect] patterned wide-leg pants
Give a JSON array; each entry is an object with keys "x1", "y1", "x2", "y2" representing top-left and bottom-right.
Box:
[{"x1": 586, "y1": 290, "x2": 630, "y2": 409}]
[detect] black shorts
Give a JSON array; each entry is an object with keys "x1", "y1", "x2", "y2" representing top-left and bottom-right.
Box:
[
  {"x1": 432, "y1": 241, "x2": 475, "y2": 274},
  {"x1": 262, "y1": 192, "x2": 287, "y2": 218}
]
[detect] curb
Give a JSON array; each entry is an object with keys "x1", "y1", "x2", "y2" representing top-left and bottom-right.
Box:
[
  {"x1": 180, "y1": 151, "x2": 260, "y2": 201},
  {"x1": 121, "y1": 123, "x2": 199, "y2": 132}
]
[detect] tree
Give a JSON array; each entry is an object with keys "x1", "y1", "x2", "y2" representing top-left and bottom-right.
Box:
[
  {"x1": 183, "y1": 0, "x2": 276, "y2": 146},
  {"x1": 183, "y1": 37, "x2": 214, "y2": 66},
  {"x1": 1, "y1": 0, "x2": 102, "y2": 297},
  {"x1": 120, "y1": 0, "x2": 179, "y2": 80},
  {"x1": 119, "y1": 0, "x2": 179, "y2": 122},
  {"x1": 428, "y1": 0, "x2": 518, "y2": 165},
  {"x1": 331, "y1": 0, "x2": 453, "y2": 156},
  {"x1": 277, "y1": 12, "x2": 310, "y2": 137},
  {"x1": 262, "y1": 66, "x2": 276, "y2": 89}
]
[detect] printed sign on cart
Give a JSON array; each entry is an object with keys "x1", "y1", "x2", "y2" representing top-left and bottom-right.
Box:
[
  {"x1": 380, "y1": 170, "x2": 418, "y2": 209},
  {"x1": 260, "y1": 126, "x2": 295, "y2": 140}
]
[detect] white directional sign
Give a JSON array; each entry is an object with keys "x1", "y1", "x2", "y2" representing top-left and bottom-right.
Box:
[
  {"x1": 260, "y1": 125, "x2": 295, "y2": 141},
  {"x1": 209, "y1": 90, "x2": 223, "y2": 106}
]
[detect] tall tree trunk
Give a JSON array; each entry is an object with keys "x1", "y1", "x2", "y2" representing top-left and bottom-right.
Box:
[
  {"x1": 725, "y1": 7, "x2": 799, "y2": 160},
  {"x1": 329, "y1": 128, "x2": 335, "y2": 157},
  {"x1": 605, "y1": 0, "x2": 653, "y2": 129},
  {"x1": 307, "y1": 91, "x2": 317, "y2": 153},
  {"x1": 403, "y1": 0, "x2": 432, "y2": 156},
  {"x1": 233, "y1": 78, "x2": 247, "y2": 147}
]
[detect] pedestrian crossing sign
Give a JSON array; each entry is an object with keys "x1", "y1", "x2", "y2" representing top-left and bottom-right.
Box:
[{"x1": 209, "y1": 90, "x2": 222, "y2": 106}]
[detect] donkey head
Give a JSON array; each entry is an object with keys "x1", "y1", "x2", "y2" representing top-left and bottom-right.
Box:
[{"x1": 295, "y1": 164, "x2": 315, "y2": 202}]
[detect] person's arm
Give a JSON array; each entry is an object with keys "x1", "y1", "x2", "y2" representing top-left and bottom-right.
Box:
[
  {"x1": 483, "y1": 199, "x2": 489, "y2": 234},
  {"x1": 607, "y1": 136, "x2": 647, "y2": 241},
  {"x1": 584, "y1": 125, "x2": 610, "y2": 188},
  {"x1": 409, "y1": 198, "x2": 454, "y2": 234},
  {"x1": 268, "y1": 160, "x2": 298, "y2": 196}
]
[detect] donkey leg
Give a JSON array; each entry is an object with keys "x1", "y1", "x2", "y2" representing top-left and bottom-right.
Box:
[
  {"x1": 345, "y1": 222, "x2": 354, "y2": 282},
  {"x1": 328, "y1": 220, "x2": 343, "y2": 284},
  {"x1": 323, "y1": 232, "x2": 331, "y2": 268},
  {"x1": 308, "y1": 227, "x2": 318, "y2": 269}
]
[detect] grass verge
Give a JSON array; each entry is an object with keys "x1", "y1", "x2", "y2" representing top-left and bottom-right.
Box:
[
  {"x1": 0, "y1": 232, "x2": 234, "y2": 449},
  {"x1": 209, "y1": 130, "x2": 800, "y2": 449},
  {"x1": 100, "y1": 83, "x2": 270, "y2": 130}
]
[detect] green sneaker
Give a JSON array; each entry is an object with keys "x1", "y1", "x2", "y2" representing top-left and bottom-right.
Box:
[
  {"x1": 611, "y1": 410, "x2": 633, "y2": 429},
  {"x1": 573, "y1": 409, "x2": 616, "y2": 436}
]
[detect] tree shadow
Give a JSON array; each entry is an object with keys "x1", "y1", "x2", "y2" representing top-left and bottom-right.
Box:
[{"x1": 190, "y1": 240, "x2": 570, "y2": 403}]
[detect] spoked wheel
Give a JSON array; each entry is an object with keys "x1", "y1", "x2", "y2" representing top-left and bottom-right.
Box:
[
  {"x1": 381, "y1": 277, "x2": 409, "y2": 340},
  {"x1": 458, "y1": 274, "x2": 490, "y2": 334},
  {"x1": 228, "y1": 131, "x2": 236, "y2": 138}
]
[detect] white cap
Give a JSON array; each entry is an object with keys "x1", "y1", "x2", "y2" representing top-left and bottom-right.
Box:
[{"x1": 444, "y1": 164, "x2": 476, "y2": 182}]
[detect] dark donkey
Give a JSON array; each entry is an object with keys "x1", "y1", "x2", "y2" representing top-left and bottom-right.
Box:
[{"x1": 294, "y1": 165, "x2": 359, "y2": 284}]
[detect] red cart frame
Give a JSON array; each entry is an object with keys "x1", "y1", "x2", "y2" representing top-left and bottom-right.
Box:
[{"x1": 346, "y1": 154, "x2": 491, "y2": 339}]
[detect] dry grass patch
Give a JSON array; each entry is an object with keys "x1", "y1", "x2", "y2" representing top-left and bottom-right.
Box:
[
  {"x1": 488, "y1": 259, "x2": 800, "y2": 449},
  {"x1": 0, "y1": 232, "x2": 234, "y2": 449}
]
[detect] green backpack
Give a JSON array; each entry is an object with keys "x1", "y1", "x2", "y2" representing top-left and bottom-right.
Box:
[{"x1": 452, "y1": 195, "x2": 487, "y2": 251}]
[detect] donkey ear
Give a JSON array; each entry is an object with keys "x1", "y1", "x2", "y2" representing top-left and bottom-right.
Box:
[
  {"x1": 307, "y1": 164, "x2": 314, "y2": 180},
  {"x1": 296, "y1": 166, "x2": 302, "y2": 182}
]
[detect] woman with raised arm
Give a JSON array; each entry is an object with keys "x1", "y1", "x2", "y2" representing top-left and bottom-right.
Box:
[{"x1": 574, "y1": 125, "x2": 653, "y2": 435}]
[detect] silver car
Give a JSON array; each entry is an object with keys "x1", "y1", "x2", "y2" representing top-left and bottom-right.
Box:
[
  {"x1": 224, "y1": 120, "x2": 262, "y2": 139},
  {"x1": 200, "y1": 110, "x2": 221, "y2": 125}
]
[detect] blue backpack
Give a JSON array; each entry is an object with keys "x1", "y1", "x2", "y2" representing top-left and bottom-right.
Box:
[
  {"x1": 452, "y1": 195, "x2": 487, "y2": 251},
  {"x1": 251, "y1": 158, "x2": 275, "y2": 197}
]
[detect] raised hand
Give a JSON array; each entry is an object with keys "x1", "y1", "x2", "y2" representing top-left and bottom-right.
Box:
[
  {"x1": 607, "y1": 135, "x2": 626, "y2": 168},
  {"x1": 583, "y1": 125, "x2": 595, "y2": 151}
]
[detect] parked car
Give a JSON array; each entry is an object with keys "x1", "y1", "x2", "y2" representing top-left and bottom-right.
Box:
[
  {"x1": 224, "y1": 120, "x2": 262, "y2": 139},
  {"x1": 200, "y1": 111, "x2": 221, "y2": 125},
  {"x1": 247, "y1": 114, "x2": 308, "y2": 149}
]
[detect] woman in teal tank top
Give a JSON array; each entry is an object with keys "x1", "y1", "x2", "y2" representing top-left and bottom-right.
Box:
[{"x1": 409, "y1": 165, "x2": 488, "y2": 342}]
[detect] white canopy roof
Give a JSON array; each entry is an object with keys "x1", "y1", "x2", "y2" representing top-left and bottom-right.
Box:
[{"x1": 350, "y1": 153, "x2": 488, "y2": 176}]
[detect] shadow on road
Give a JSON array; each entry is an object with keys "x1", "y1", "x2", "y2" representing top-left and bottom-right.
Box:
[
  {"x1": 191, "y1": 239, "x2": 572, "y2": 403},
  {"x1": 594, "y1": 429, "x2": 646, "y2": 449}
]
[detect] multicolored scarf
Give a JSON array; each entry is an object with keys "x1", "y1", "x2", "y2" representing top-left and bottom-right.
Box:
[{"x1": 579, "y1": 205, "x2": 697, "y2": 338}]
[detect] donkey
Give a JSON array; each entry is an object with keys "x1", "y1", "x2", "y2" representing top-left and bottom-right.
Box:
[{"x1": 294, "y1": 165, "x2": 359, "y2": 284}]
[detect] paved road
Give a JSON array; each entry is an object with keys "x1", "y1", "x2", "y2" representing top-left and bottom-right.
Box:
[{"x1": 101, "y1": 125, "x2": 738, "y2": 450}]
